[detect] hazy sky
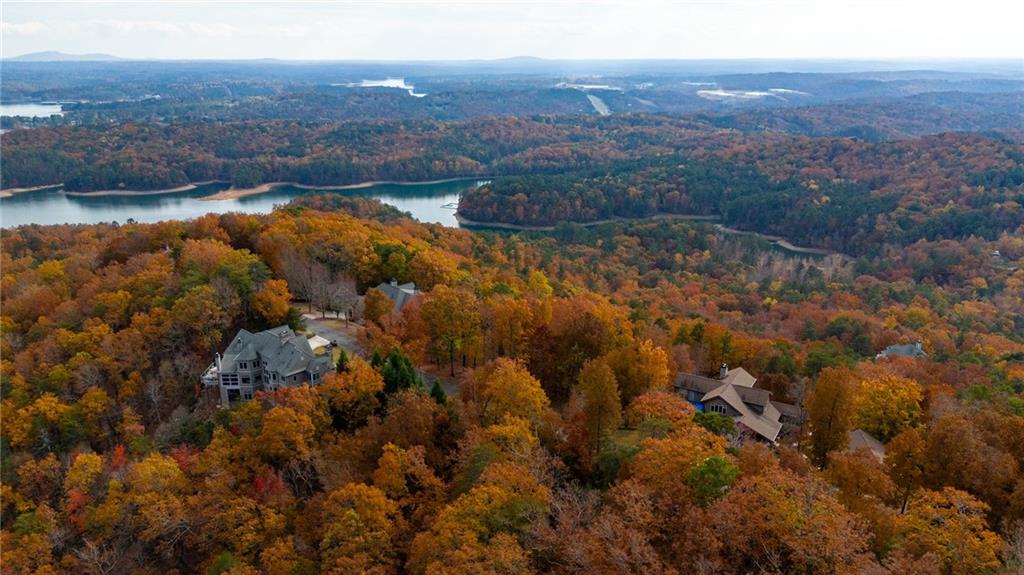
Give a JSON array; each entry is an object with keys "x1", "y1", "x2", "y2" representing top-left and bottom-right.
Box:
[{"x1": 2, "y1": 0, "x2": 1022, "y2": 61}]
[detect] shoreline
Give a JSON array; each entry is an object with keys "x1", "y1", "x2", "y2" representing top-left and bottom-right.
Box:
[
  {"x1": 62, "y1": 180, "x2": 224, "y2": 197},
  {"x1": 0, "y1": 183, "x2": 63, "y2": 198},
  {"x1": 8, "y1": 176, "x2": 492, "y2": 202},
  {"x1": 201, "y1": 176, "x2": 490, "y2": 201},
  {"x1": 456, "y1": 213, "x2": 843, "y2": 258},
  {"x1": 200, "y1": 182, "x2": 279, "y2": 201},
  {"x1": 455, "y1": 212, "x2": 721, "y2": 231}
]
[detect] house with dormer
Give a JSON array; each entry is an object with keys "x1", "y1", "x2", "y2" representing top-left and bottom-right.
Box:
[
  {"x1": 674, "y1": 364, "x2": 802, "y2": 443},
  {"x1": 373, "y1": 279, "x2": 420, "y2": 313},
  {"x1": 201, "y1": 325, "x2": 334, "y2": 406}
]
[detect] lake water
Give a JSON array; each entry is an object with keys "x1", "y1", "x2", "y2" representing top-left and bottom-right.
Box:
[
  {"x1": 0, "y1": 180, "x2": 481, "y2": 228},
  {"x1": 333, "y1": 78, "x2": 427, "y2": 97},
  {"x1": 0, "y1": 103, "x2": 64, "y2": 117}
]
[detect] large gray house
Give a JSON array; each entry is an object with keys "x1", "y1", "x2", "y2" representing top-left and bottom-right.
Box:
[
  {"x1": 373, "y1": 279, "x2": 420, "y2": 313},
  {"x1": 201, "y1": 326, "x2": 334, "y2": 405},
  {"x1": 675, "y1": 364, "x2": 803, "y2": 443},
  {"x1": 876, "y1": 341, "x2": 927, "y2": 360}
]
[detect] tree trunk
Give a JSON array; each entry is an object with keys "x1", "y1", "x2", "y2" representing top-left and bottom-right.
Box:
[{"x1": 449, "y1": 342, "x2": 456, "y2": 377}]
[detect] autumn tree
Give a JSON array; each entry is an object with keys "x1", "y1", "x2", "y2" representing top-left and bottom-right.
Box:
[
  {"x1": 708, "y1": 468, "x2": 880, "y2": 574},
  {"x1": 473, "y1": 358, "x2": 551, "y2": 426},
  {"x1": 363, "y1": 287, "x2": 394, "y2": 326},
  {"x1": 805, "y1": 367, "x2": 858, "y2": 467},
  {"x1": 418, "y1": 284, "x2": 481, "y2": 376},
  {"x1": 602, "y1": 340, "x2": 671, "y2": 407},
  {"x1": 624, "y1": 391, "x2": 697, "y2": 435},
  {"x1": 886, "y1": 426, "x2": 926, "y2": 513},
  {"x1": 574, "y1": 358, "x2": 622, "y2": 457},
  {"x1": 318, "y1": 358, "x2": 385, "y2": 431},
  {"x1": 252, "y1": 279, "x2": 292, "y2": 327},
  {"x1": 408, "y1": 463, "x2": 550, "y2": 575},
  {"x1": 853, "y1": 374, "x2": 923, "y2": 441},
  {"x1": 319, "y1": 483, "x2": 399, "y2": 574},
  {"x1": 894, "y1": 488, "x2": 1003, "y2": 575}
]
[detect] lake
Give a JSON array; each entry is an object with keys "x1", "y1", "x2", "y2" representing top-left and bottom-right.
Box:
[
  {"x1": 0, "y1": 179, "x2": 482, "y2": 228},
  {"x1": 0, "y1": 103, "x2": 64, "y2": 117}
]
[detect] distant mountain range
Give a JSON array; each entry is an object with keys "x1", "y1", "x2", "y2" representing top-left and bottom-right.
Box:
[{"x1": 8, "y1": 51, "x2": 122, "y2": 62}]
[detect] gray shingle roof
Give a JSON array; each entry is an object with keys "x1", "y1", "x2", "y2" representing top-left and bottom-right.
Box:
[
  {"x1": 848, "y1": 429, "x2": 886, "y2": 461},
  {"x1": 221, "y1": 326, "x2": 331, "y2": 377},
  {"x1": 374, "y1": 281, "x2": 419, "y2": 313},
  {"x1": 674, "y1": 368, "x2": 784, "y2": 442},
  {"x1": 877, "y1": 342, "x2": 927, "y2": 359}
]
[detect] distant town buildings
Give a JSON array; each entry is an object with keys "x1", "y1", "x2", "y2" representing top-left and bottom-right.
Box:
[{"x1": 202, "y1": 326, "x2": 334, "y2": 406}]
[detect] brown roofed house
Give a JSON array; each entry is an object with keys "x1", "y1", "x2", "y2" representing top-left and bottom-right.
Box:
[{"x1": 674, "y1": 363, "x2": 803, "y2": 443}]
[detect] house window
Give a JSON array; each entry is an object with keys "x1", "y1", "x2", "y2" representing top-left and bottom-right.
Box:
[
  {"x1": 239, "y1": 362, "x2": 248, "y2": 370},
  {"x1": 709, "y1": 403, "x2": 727, "y2": 415},
  {"x1": 312, "y1": 372, "x2": 320, "y2": 383},
  {"x1": 241, "y1": 377, "x2": 250, "y2": 384}
]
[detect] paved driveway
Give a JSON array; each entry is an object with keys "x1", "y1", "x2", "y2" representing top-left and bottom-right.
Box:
[
  {"x1": 302, "y1": 314, "x2": 361, "y2": 354},
  {"x1": 303, "y1": 314, "x2": 459, "y2": 398}
]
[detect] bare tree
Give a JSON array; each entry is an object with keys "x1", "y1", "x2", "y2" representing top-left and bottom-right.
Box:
[
  {"x1": 280, "y1": 246, "x2": 318, "y2": 312},
  {"x1": 75, "y1": 539, "x2": 131, "y2": 575},
  {"x1": 307, "y1": 261, "x2": 335, "y2": 318},
  {"x1": 328, "y1": 273, "x2": 359, "y2": 322}
]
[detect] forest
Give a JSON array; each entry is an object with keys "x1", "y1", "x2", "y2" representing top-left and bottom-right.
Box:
[
  {"x1": 2, "y1": 114, "x2": 1022, "y2": 256},
  {"x1": 2, "y1": 196, "x2": 1023, "y2": 574}
]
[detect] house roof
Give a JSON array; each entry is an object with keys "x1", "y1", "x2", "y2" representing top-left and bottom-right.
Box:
[
  {"x1": 877, "y1": 342, "x2": 927, "y2": 359},
  {"x1": 676, "y1": 369, "x2": 782, "y2": 442},
  {"x1": 221, "y1": 326, "x2": 331, "y2": 377},
  {"x1": 307, "y1": 335, "x2": 331, "y2": 351},
  {"x1": 703, "y1": 384, "x2": 783, "y2": 442},
  {"x1": 847, "y1": 429, "x2": 886, "y2": 462},
  {"x1": 771, "y1": 400, "x2": 804, "y2": 421},
  {"x1": 721, "y1": 367, "x2": 757, "y2": 388},
  {"x1": 374, "y1": 281, "x2": 419, "y2": 312}
]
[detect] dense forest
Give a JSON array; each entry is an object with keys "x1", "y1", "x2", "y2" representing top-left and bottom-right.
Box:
[
  {"x1": 3, "y1": 115, "x2": 1022, "y2": 255},
  {"x1": 2, "y1": 197, "x2": 1023, "y2": 574}
]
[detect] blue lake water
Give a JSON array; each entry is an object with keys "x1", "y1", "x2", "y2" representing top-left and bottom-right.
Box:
[
  {"x1": 0, "y1": 180, "x2": 481, "y2": 228},
  {"x1": 0, "y1": 103, "x2": 64, "y2": 117}
]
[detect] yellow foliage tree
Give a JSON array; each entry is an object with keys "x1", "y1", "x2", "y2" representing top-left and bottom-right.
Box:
[
  {"x1": 320, "y1": 483, "x2": 399, "y2": 574},
  {"x1": 853, "y1": 374, "x2": 923, "y2": 441},
  {"x1": 895, "y1": 488, "x2": 1003, "y2": 575},
  {"x1": 476, "y1": 358, "x2": 550, "y2": 426}
]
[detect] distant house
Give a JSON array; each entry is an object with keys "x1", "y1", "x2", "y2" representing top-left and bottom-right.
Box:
[
  {"x1": 847, "y1": 428, "x2": 886, "y2": 462},
  {"x1": 201, "y1": 326, "x2": 334, "y2": 406},
  {"x1": 876, "y1": 341, "x2": 927, "y2": 360},
  {"x1": 373, "y1": 279, "x2": 420, "y2": 313},
  {"x1": 674, "y1": 364, "x2": 803, "y2": 443}
]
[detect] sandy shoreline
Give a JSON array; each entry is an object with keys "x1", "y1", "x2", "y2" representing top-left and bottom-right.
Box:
[
  {"x1": 62, "y1": 181, "x2": 224, "y2": 197},
  {"x1": 0, "y1": 183, "x2": 63, "y2": 198},
  {"x1": 2, "y1": 176, "x2": 490, "y2": 201},
  {"x1": 198, "y1": 176, "x2": 489, "y2": 201},
  {"x1": 200, "y1": 182, "x2": 279, "y2": 201}
]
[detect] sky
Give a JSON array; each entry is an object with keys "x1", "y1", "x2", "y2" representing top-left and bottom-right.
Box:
[{"x1": 2, "y1": 0, "x2": 1023, "y2": 61}]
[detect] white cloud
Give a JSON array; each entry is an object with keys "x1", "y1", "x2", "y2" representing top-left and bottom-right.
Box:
[
  {"x1": 1, "y1": 1, "x2": 1021, "y2": 60},
  {"x1": 187, "y1": 22, "x2": 238, "y2": 38},
  {"x1": 87, "y1": 19, "x2": 182, "y2": 35},
  {"x1": 0, "y1": 20, "x2": 48, "y2": 36}
]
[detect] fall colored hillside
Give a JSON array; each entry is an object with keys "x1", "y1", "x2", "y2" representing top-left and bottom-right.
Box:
[{"x1": 2, "y1": 197, "x2": 1023, "y2": 574}]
